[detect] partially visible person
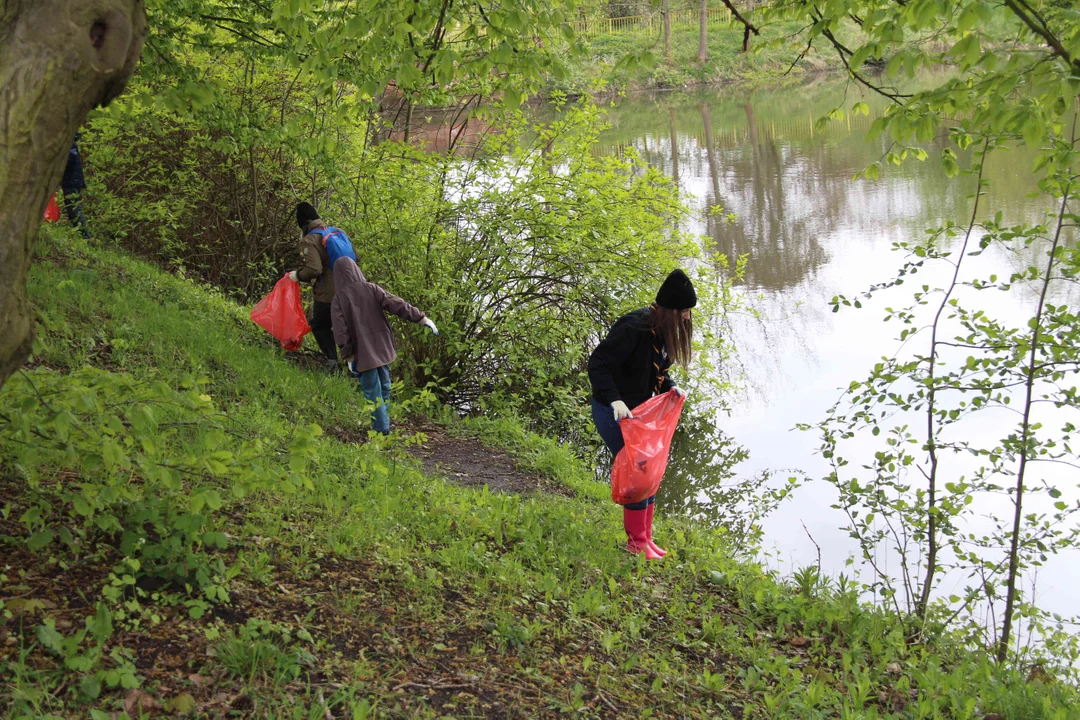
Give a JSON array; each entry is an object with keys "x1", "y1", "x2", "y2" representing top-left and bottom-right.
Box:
[
  {"x1": 588, "y1": 269, "x2": 696, "y2": 560},
  {"x1": 62, "y1": 132, "x2": 91, "y2": 239},
  {"x1": 330, "y1": 257, "x2": 438, "y2": 434},
  {"x1": 286, "y1": 202, "x2": 357, "y2": 373}
]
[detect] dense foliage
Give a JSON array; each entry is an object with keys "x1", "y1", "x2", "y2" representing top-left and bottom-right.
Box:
[{"x1": 86, "y1": 79, "x2": 729, "y2": 429}]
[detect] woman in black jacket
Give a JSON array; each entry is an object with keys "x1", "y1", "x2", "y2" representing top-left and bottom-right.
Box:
[{"x1": 588, "y1": 269, "x2": 696, "y2": 560}]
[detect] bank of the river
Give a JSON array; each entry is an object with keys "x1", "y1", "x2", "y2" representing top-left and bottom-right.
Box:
[
  {"x1": 547, "y1": 22, "x2": 841, "y2": 97},
  {"x1": 2, "y1": 226, "x2": 1077, "y2": 717}
]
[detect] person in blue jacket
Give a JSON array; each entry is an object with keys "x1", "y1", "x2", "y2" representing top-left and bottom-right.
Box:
[
  {"x1": 62, "y1": 132, "x2": 91, "y2": 239},
  {"x1": 588, "y1": 269, "x2": 696, "y2": 560}
]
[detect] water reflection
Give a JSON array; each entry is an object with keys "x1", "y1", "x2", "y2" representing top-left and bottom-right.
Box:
[{"x1": 593, "y1": 78, "x2": 1060, "y2": 562}]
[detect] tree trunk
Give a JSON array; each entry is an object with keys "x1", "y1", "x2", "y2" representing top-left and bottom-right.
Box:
[
  {"x1": 0, "y1": 0, "x2": 147, "y2": 389},
  {"x1": 668, "y1": 107, "x2": 679, "y2": 187},
  {"x1": 697, "y1": 0, "x2": 708, "y2": 62},
  {"x1": 663, "y1": 0, "x2": 672, "y2": 61},
  {"x1": 700, "y1": 104, "x2": 721, "y2": 203}
]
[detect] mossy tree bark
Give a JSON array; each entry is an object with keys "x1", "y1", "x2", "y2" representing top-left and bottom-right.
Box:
[{"x1": 0, "y1": 0, "x2": 146, "y2": 389}]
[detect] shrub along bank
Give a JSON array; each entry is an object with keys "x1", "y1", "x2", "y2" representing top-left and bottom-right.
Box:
[{"x1": 1, "y1": 227, "x2": 1077, "y2": 718}]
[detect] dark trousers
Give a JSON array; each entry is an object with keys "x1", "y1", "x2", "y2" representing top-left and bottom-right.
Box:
[
  {"x1": 310, "y1": 301, "x2": 338, "y2": 361},
  {"x1": 62, "y1": 190, "x2": 90, "y2": 239},
  {"x1": 591, "y1": 397, "x2": 655, "y2": 510}
]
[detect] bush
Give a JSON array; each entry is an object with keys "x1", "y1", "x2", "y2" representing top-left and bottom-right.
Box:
[
  {"x1": 85, "y1": 86, "x2": 735, "y2": 434},
  {"x1": 0, "y1": 367, "x2": 319, "y2": 593}
]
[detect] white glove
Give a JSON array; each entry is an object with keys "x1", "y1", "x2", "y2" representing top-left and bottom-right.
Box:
[
  {"x1": 286, "y1": 270, "x2": 299, "y2": 282},
  {"x1": 611, "y1": 400, "x2": 633, "y2": 421},
  {"x1": 671, "y1": 386, "x2": 686, "y2": 397},
  {"x1": 421, "y1": 317, "x2": 439, "y2": 336}
]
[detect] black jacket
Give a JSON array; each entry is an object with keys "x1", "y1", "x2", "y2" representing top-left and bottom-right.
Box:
[
  {"x1": 588, "y1": 307, "x2": 672, "y2": 411},
  {"x1": 62, "y1": 134, "x2": 86, "y2": 191}
]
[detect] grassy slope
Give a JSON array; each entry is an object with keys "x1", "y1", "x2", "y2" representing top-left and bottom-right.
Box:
[{"x1": 2, "y1": 227, "x2": 1077, "y2": 719}]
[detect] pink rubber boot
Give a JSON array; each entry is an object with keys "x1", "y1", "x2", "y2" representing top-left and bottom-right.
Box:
[
  {"x1": 645, "y1": 503, "x2": 667, "y2": 557},
  {"x1": 624, "y1": 507, "x2": 662, "y2": 560}
]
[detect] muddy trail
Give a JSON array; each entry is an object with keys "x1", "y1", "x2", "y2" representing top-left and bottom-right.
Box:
[
  {"x1": 323, "y1": 415, "x2": 577, "y2": 498},
  {"x1": 289, "y1": 353, "x2": 575, "y2": 498},
  {"x1": 401, "y1": 419, "x2": 577, "y2": 498}
]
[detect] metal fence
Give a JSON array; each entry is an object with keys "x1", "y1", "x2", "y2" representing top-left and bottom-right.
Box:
[{"x1": 568, "y1": 7, "x2": 734, "y2": 40}]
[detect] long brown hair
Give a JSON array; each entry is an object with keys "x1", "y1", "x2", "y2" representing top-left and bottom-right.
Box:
[{"x1": 650, "y1": 304, "x2": 693, "y2": 367}]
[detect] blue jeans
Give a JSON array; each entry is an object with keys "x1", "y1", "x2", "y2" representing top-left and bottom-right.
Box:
[
  {"x1": 353, "y1": 365, "x2": 391, "y2": 433},
  {"x1": 591, "y1": 397, "x2": 654, "y2": 510}
]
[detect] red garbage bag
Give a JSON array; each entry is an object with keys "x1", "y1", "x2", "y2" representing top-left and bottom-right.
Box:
[
  {"x1": 611, "y1": 390, "x2": 686, "y2": 505},
  {"x1": 250, "y1": 276, "x2": 311, "y2": 351},
  {"x1": 44, "y1": 193, "x2": 61, "y2": 223}
]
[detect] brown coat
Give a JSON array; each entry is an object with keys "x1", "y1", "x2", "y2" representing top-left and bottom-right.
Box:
[
  {"x1": 296, "y1": 220, "x2": 336, "y2": 303},
  {"x1": 330, "y1": 258, "x2": 426, "y2": 372}
]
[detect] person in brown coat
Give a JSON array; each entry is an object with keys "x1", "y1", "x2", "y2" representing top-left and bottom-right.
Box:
[
  {"x1": 331, "y1": 257, "x2": 438, "y2": 434},
  {"x1": 286, "y1": 202, "x2": 344, "y2": 373}
]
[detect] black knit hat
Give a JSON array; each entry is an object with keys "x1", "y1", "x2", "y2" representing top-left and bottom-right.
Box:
[
  {"x1": 295, "y1": 202, "x2": 320, "y2": 229},
  {"x1": 655, "y1": 269, "x2": 697, "y2": 310}
]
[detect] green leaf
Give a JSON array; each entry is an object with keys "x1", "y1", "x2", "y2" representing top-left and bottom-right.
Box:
[
  {"x1": 850, "y1": 45, "x2": 874, "y2": 71},
  {"x1": 957, "y1": 6, "x2": 980, "y2": 32},
  {"x1": 27, "y1": 529, "x2": 55, "y2": 551},
  {"x1": 36, "y1": 621, "x2": 65, "y2": 654},
  {"x1": 202, "y1": 490, "x2": 223, "y2": 511},
  {"x1": 941, "y1": 149, "x2": 959, "y2": 178},
  {"x1": 73, "y1": 495, "x2": 93, "y2": 517}
]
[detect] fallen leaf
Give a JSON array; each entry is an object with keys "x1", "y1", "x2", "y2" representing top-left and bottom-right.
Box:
[
  {"x1": 187, "y1": 674, "x2": 204, "y2": 686},
  {"x1": 789, "y1": 636, "x2": 809, "y2": 648},
  {"x1": 125, "y1": 689, "x2": 159, "y2": 716},
  {"x1": 6, "y1": 599, "x2": 46, "y2": 617},
  {"x1": 165, "y1": 693, "x2": 197, "y2": 714}
]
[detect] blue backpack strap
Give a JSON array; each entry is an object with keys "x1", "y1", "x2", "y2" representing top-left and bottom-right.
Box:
[{"x1": 315, "y1": 227, "x2": 346, "y2": 249}]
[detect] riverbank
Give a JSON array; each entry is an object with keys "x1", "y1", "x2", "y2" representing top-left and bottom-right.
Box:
[
  {"x1": 2, "y1": 225, "x2": 1076, "y2": 717},
  {"x1": 548, "y1": 21, "x2": 840, "y2": 97}
]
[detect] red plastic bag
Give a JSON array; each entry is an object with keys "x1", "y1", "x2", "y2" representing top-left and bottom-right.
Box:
[
  {"x1": 250, "y1": 276, "x2": 311, "y2": 351},
  {"x1": 43, "y1": 193, "x2": 61, "y2": 223},
  {"x1": 611, "y1": 390, "x2": 686, "y2": 505}
]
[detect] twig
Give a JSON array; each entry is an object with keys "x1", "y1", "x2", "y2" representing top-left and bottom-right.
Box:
[
  {"x1": 594, "y1": 689, "x2": 619, "y2": 714},
  {"x1": 392, "y1": 680, "x2": 475, "y2": 692},
  {"x1": 800, "y1": 521, "x2": 822, "y2": 571},
  {"x1": 316, "y1": 689, "x2": 334, "y2": 720}
]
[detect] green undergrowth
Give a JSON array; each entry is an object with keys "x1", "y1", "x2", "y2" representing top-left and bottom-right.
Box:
[{"x1": 2, "y1": 227, "x2": 1077, "y2": 718}]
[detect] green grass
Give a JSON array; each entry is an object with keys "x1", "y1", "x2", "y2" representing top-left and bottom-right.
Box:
[
  {"x1": 2, "y1": 226, "x2": 1078, "y2": 718},
  {"x1": 549, "y1": 21, "x2": 839, "y2": 96},
  {"x1": 549, "y1": 9, "x2": 1025, "y2": 96}
]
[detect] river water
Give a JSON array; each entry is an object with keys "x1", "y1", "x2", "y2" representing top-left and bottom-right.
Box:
[{"x1": 594, "y1": 76, "x2": 1080, "y2": 626}]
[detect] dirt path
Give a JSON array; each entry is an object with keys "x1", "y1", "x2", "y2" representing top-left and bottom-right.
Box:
[
  {"x1": 322, "y1": 411, "x2": 576, "y2": 498},
  {"x1": 403, "y1": 419, "x2": 575, "y2": 498}
]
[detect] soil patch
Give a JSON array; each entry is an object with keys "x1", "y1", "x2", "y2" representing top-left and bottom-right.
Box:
[{"x1": 404, "y1": 419, "x2": 575, "y2": 498}]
